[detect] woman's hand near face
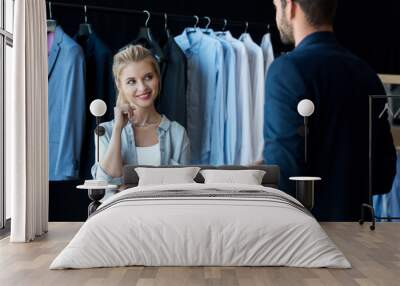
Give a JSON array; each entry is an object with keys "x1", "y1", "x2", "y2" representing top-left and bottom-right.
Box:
[
  {"x1": 100, "y1": 103, "x2": 134, "y2": 180},
  {"x1": 114, "y1": 103, "x2": 135, "y2": 131}
]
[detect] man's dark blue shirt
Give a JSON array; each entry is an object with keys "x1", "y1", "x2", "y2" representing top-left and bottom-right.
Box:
[{"x1": 264, "y1": 32, "x2": 396, "y2": 221}]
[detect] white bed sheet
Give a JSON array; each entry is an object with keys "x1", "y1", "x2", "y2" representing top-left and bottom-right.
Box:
[{"x1": 50, "y1": 183, "x2": 351, "y2": 269}]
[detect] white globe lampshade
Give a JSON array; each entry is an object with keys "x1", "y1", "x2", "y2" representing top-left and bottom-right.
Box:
[
  {"x1": 297, "y1": 99, "x2": 315, "y2": 117},
  {"x1": 90, "y1": 99, "x2": 107, "y2": 117}
]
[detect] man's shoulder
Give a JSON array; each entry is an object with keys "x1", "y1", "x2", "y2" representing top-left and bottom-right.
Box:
[
  {"x1": 268, "y1": 49, "x2": 317, "y2": 71},
  {"x1": 267, "y1": 53, "x2": 304, "y2": 82},
  {"x1": 292, "y1": 43, "x2": 371, "y2": 71},
  {"x1": 268, "y1": 54, "x2": 297, "y2": 73},
  {"x1": 270, "y1": 45, "x2": 377, "y2": 81}
]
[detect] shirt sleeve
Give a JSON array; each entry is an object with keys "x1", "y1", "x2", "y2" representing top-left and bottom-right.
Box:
[
  {"x1": 238, "y1": 46, "x2": 253, "y2": 165},
  {"x1": 179, "y1": 129, "x2": 191, "y2": 165},
  {"x1": 91, "y1": 125, "x2": 123, "y2": 185},
  {"x1": 209, "y1": 42, "x2": 226, "y2": 165},
  {"x1": 224, "y1": 47, "x2": 238, "y2": 165}
]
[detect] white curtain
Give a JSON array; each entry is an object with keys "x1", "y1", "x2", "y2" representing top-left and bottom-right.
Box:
[{"x1": 9, "y1": 0, "x2": 48, "y2": 242}]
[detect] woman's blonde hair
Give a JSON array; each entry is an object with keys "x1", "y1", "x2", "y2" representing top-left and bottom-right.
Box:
[{"x1": 112, "y1": 44, "x2": 161, "y2": 105}]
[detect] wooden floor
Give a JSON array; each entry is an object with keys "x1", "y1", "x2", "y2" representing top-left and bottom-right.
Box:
[{"x1": 0, "y1": 222, "x2": 399, "y2": 286}]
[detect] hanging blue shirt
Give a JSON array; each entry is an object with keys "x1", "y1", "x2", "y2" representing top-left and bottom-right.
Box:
[
  {"x1": 210, "y1": 30, "x2": 238, "y2": 165},
  {"x1": 217, "y1": 31, "x2": 253, "y2": 165},
  {"x1": 175, "y1": 28, "x2": 225, "y2": 165},
  {"x1": 48, "y1": 26, "x2": 86, "y2": 180},
  {"x1": 374, "y1": 152, "x2": 400, "y2": 220}
]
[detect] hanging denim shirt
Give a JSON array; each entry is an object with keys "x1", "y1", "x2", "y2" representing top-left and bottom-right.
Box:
[
  {"x1": 48, "y1": 26, "x2": 86, "y2": 180},
  {"x1": 175, "y1": 28, "x2": 225, "y2": 164},
  {"x1": 91, "y1": 115, "x2": 191, "y2": 186}
]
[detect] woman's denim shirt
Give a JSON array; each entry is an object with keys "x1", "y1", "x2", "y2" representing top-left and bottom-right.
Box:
[{"x1": 91, "y1": 115, "x2": 191, "y2": 185}]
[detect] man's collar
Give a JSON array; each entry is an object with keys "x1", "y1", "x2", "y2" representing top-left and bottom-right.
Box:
[{"x1": 295, "y1": 31, "x2": 336, "y2": 50}]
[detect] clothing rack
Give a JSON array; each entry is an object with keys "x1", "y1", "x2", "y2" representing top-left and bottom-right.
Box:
[
  {"x1": 360, "y1": 95, "x2": 400, "y2": 230},
  {"x1": 46, "y1": 1, "x2": 274, "y2": 32}
]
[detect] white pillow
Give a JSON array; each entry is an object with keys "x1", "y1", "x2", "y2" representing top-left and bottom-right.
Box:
[
  {"x1": 200, "y1": 169, "x2": 266, "y2": 185},
  {"x1": 135, "y1": 167, "x2": 201, "y2": 186}
]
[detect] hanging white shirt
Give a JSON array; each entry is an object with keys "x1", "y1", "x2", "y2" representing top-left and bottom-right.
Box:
[
  {"x1": 239, "y1": 33, "x2": 265, "y2": 162},
  {"x1": 261, "y1": 33, "x2": 275, "y2": 78},
  {"x1": 216, "y1": 31, "x2": 253, "y2": 165},
  {"x1": 136, "y1": 143, "x2": 161, "y2": 166}
]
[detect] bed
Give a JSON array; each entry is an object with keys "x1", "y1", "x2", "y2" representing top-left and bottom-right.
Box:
[{"x1": 50, "y1": 165, "x2": 351, "y2": 269}]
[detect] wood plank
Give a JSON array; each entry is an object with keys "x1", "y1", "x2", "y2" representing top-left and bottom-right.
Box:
[
  {"x1": 0, "y1": 222, "x2": 399, "y2": 286},
  {"x1": 379, "y1": 74, "x2": 400, "y2": 85}
]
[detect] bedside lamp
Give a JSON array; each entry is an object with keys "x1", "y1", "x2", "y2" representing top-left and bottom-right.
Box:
[
  {"x1": 78, "y1": 99, "x2": 111, "y2": 217},
  {"x1": 90, "y1": 99, "x2": 107, "y2": 162},
  {"x1": 289, "y1": 99, "x2": 320, "y2": 210},
  {"x1": 297, "y1": 99, "x2": 315, "y2": 164}
]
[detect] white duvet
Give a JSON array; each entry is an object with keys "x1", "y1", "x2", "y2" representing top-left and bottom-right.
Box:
[{"x1": 50, "y1": 183, "x2": 351, "y2": 269}]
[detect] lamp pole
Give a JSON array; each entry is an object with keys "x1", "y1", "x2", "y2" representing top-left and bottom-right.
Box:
[
  {"x1": 292, "y1": 99, "x2": 320, "y2": 211},
  {"x1": 90, "y1": 99, "x2": 107, "y2": 163},
  {"x1": 304, "y1": 116, "x2": 308, "y2": 165},
  {"x1": 297, "y1": 99, "x2": 314, "y2": 166},
  {"x1": 96, "y1": 116, "x2": 100, "y2": 162}
]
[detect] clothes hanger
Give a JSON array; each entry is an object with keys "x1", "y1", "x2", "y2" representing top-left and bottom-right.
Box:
[
  {"x1": 379, "y1": 103, "x2": 394, "y2": 119},
  {"x1": 133, "y1": 10, "x2": 165, "y2": 64},
  {"x1": 240, "y1": 21, "x2": 253, "y2": 42},
  {"x1": 187, "y1": 15, "x2": 199, "y2": 33},
  {"x1": 135, "y1": 10, "x2": 154, "y2": 42},
  {"x1": 244, "y1": 21, "x2": 249, "y2": 34},
  {"x1": 47, "y1": 2, "x2": 57, "y2": 33},
  {"x1": 164, "y1": 13, "x2": 171, "y2": 38},
  {"x1": 216, "y1": 18, "x2": 227, "y2": 36},
  {"x1": 202, "y1": 16, "x2": 212, "y2": 35},
  {"x1": 78, "y1": 5, "x2": 93, "y2": 37},
  {"x1": 222, "y1": 19, "x2": 228, "y2": 32}
]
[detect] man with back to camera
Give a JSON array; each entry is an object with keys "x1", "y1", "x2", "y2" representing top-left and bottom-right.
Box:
[{"x1": 264, "y1": 0, "x2": 396, "y2": 221}]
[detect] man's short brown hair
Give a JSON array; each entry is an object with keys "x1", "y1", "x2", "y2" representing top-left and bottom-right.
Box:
[{"x1": 281, "y1": 0, "x2": 337, "y2": 27}]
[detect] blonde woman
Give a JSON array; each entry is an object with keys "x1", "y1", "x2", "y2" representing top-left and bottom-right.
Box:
[{"x1": 91, "y1": 44, "x2": 190, "y2": 188}]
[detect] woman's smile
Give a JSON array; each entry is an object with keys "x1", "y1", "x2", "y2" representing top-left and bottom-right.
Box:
[{"x1": 135, "y1": 91, "x2": 152, "y2": 101}]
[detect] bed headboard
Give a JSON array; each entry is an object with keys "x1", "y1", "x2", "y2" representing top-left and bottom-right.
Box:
[{"x1": 122, "y1": 165, "x2": 280, "y2": 189}]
